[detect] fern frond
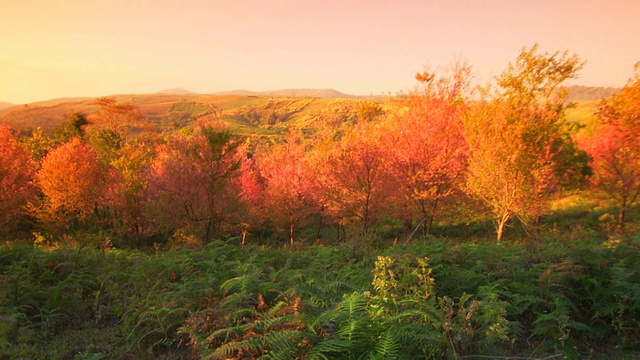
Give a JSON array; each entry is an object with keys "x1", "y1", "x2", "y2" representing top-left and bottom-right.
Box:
[
  {"x1": 262, "y1": 329, "x2": 307, "y2": 359},
  {"x1": 369, "y1": 328, "x2": 399, "y2": 360},
  {"x1": 306, "y1": 338, "x2": 351, "y2": 360},
  {"x1": 204, "y1": 337, "x2": 263, "y2": 360}
]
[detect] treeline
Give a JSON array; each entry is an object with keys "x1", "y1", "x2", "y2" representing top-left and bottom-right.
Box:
[{"x1": 1, "y1": 45, "x2": 639, "y2": 246}]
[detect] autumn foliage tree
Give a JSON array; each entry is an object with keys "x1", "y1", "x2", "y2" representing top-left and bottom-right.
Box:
[
  {"x1": 35, "y1": 137, "x2": 106, "y2": 232},
  {"x1": 579, "y1": 63, "x2": 640, "y2": 228},
  {"x1": 0, "y1": 126, "x2": 38, "y2": 233},
  {"x1": 464, "y1": 45, "x2": 589, "y2": 241},
  {"x1": 256, "y1": 133, "x2": 319, "y2": 245},
  {"x1": 314, "y1": 120, "x2": 395, "y2": 238},
  {"x1": 147, "y1": 126, "x2": 242, "y2": 244},
  {"x1": 386, "y1": 63, "x2": 471, "y2": 235}
]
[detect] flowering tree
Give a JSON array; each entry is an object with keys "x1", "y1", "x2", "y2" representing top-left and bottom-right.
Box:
[
  {"x1": 386, "y1": 63, "x2": 471, "y2": 235},
  {"x1": 315, "y1": 120, "x2": 395, "y2": 237},
  {"x1": 257, "y1": 132, "x2": 319, "y2": 245},
  {"x1": 0, "y1": 126, "x2": 38, "y2": 232},
  {"x1": 147, "y1": 126, "x2": 241, "y2": 244},
  {"x1": 236, "y1": 150, "x2": 265, "y2": 244},
  {"x1": 579, "y1": 64, "x2": 640, "y2": 227}
]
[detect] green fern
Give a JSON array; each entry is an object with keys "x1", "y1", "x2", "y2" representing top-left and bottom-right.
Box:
[
  {"x1": 204, "y1": 337, "x2": 263, "y2": 360},
  {"x1": 369, "y1": 328, "x2": 399, "y2": 360}
]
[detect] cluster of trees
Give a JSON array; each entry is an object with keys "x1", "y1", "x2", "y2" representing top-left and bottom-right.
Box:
[{"x1": 2, "y1": 45, "x2": 639, "y2": 245}]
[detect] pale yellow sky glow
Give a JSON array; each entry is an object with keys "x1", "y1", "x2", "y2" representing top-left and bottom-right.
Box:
[{"x1": 1, "y1": 0, "x2": 639, "y2": 104}]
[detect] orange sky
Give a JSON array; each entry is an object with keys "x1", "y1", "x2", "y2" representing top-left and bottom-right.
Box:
[{"x1": 1, "y1": 0, "x2": 639, "y2": 104}]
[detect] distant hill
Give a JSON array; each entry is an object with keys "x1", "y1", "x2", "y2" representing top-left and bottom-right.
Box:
[
  {"x1": 156, "y1": 88, "x2": 197, "y2": 95},
  {"x1": 0, "y1": 86, "x2": 616, "y2": 137},
  {"x1": 0, "y1": 102, "x2": 15, "y2": 110},
  {"x1": 214, "y1": 88, "x2": 357, "y2": 99},
  {"x1": 262, "y1": 88, "x2": 356, "y2": 98},
  {"x1": 0, "y1": 92, "x2": 384, "y2": 136},
  {"x1": 566, "y1": 85, "x2": 620, "y2": 102}
]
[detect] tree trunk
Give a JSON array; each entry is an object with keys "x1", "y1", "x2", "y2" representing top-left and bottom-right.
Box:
[
  {"x1": 425, "y1": 216, "x2": 434, "y2": 236},
  {"x1": 425, "y1": 198, "x2": 439, "y2": 235},
  {"x1": 290, "y1": 223, "x2": 295, "y2": 247},
  {"x1": 315, "y1": 214, "x2": 323, "y2": 241},
  {"x1": 496, "y1": 212, "x2": 511, "y2": 243},
  {"x1": 402, "y1": 217, "x2": 429, "y2": 248},
  {"x1": 619, "y1": 204, "x2": 626, "y2": 229}
]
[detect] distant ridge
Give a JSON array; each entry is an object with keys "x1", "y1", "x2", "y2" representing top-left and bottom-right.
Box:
[
  {"x1": 214, "y1": 88, "x2": 357, "y2": 99},
  {"x1": 157, "y1": 88, "x2": 197, "y2": 95},
  {"x1": 0, "y1": 102, "x2": 15, "y2": 110},
  {"x1": 566, "y1": 85, "x2": 620, "y2": 102}
]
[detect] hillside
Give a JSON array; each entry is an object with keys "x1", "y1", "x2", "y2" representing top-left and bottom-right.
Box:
[
  {"x1": 0, "y1": 86, "x2": 618, "y2": 136},
  {"x1": 566, "y1": 85, "x2": 620, "y2": 102},
  {"x1": 0, "y1": 92, "x2": 386, "y2": 136},
  {"x1": 156, "y1": 87, "x2": 197, "y2": 95},
  {"x1": 213, "y1": 88, "x2": 356, "y2": 98}
]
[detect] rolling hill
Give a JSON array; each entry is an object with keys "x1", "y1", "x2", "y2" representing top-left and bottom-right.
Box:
[
  {"x1": 566, "y1": 85, "x2": 620, "y2": 102},
  {"x1": 0, "y1": 90, "x2": 381, "y2": 136},
  {"x1": 156, "y1": 88, "x2": 197, "y2": 95},
  {"x1": 0, "y1": 86, "x2": 615, "y2": 136},
  {"x1": 0, "y1": 102, "x2": 15, "y2": 110},
  {"x1": 212, "y1": 88, "x2": 356, "y2": 98},
  {"x1": 0, "y1": 101, "x2": 16, "y2": 110}
]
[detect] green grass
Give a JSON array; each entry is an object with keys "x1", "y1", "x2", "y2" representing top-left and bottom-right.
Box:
[
  {"x1": 168, "y1": 101, "x2": 214, "y2": 118},
  {"x1": 565, "y1": 99, "x2": 600, "y2": 126}
]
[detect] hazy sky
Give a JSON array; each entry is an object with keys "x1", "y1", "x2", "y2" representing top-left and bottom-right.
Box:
[{"x1": 1, "y1": 0, "x2": 638, "y2": 104}]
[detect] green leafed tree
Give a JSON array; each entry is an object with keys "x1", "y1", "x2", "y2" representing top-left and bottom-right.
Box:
[
  {"x1": 53, "y1": 112, "x2": 89, "y2": 144},
  {"x1": 21, "y1": 127, "x2": 54, "y2": 162}
]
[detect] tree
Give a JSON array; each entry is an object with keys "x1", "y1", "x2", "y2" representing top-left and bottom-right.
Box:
[
  {"x1": 0, "y1": 126, "x2": 38, "y2": 232},
  {"x1": 314, "y1": 120, "x2": 395, "y2": 238},
  {"x1": 35, "y1": 137, "x2": 106, "y2": 231},
  {"x1": 464, "y1": 45, "x2": 588, "y2": 241},
  {"x1": 257, "y1": 132, "x2": 319, "y2": 245},
  {"x1": 107, "y1": 133, "x2": 159, "y2": 243},
  {"x1": 236, "y1": 149, "x2": 264, "y2": 244},
  {"x1": 147, "y1": 126, "x2": 242, "y2": 244},
  {"x1": 87, "y1": 127, "x2": 124, "y2": 165},
  {"x1": 93, "y1": 97, "x2": 142, "y2": 143},
  {"x1": 386, "y1": 62, "x2": 471, "y2": 236},
  {"x1": 21, "y1": 127, "x2": 54, "y2": 162},
  {"x1": 53, "y1": 112, "x2": 89, "y2": 144},
  {"x1": 579, "y1": 64, "x2": 640, "y2": 228}
]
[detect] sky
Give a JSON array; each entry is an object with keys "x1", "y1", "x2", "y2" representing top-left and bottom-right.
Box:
[{"x1": 1, "y1": 0, "x2": 639, "y2": 104}]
